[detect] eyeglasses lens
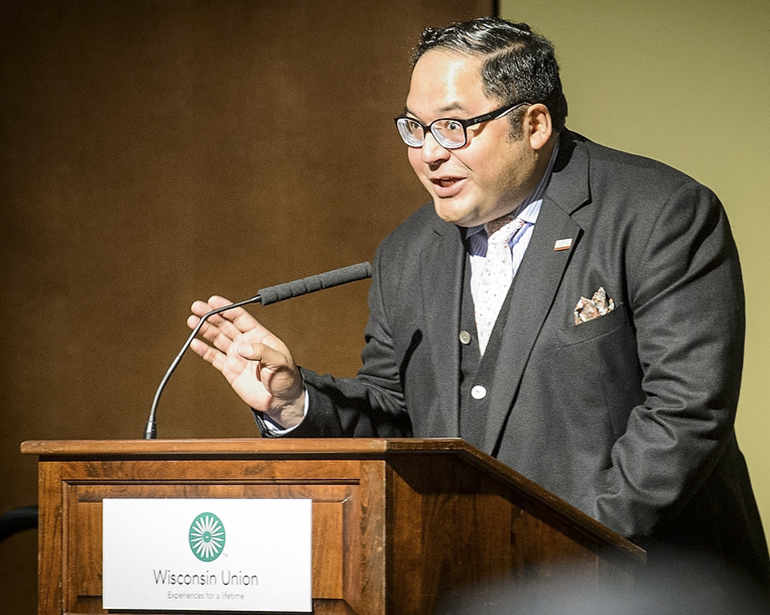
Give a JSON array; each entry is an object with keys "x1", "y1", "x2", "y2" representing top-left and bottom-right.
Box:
[
  {"x1": 396, "y1": 118, "x2": 466, "y2": 149},
  {"x1": 397, "y1": 118, "x2": 423, "y2": 147},
  {"x1": 432, "y1": 120, "x2": 465, "y2": 148}
]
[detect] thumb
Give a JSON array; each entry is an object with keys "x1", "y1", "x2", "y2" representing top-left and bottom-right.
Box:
[
  {"x1": 237, "y1": 342, "x2": 286, "y2": 368},
  {"x1": 237, "y1": 341, "x2": 303, "y2": 406}
]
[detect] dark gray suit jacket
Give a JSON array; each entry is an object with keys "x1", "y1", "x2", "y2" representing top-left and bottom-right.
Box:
[{"x1": 273, "y1": 131, "x2": 769, "y2": 584}]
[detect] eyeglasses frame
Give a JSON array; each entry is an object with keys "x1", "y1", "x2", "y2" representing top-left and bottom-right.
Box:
[{"x1": 394, "y1": 100, "x2": 532, "y2": 149}]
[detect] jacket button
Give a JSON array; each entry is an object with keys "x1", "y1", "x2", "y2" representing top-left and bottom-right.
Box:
[
  {"x1": 471, "y1": 385, "x2": 487, "y2": 399},
  {"x1": 459, "y1": 330, "x2": 472, "y2": 345}
]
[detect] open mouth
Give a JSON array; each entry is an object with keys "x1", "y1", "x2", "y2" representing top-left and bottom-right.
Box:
[{"x1": 431, "y1": 176, "x2": 465, "y2": 196}]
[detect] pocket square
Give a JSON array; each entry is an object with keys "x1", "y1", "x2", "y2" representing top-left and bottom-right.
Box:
[{"x1": 574, "y1": 287, "x2": 615, "y2": 325}]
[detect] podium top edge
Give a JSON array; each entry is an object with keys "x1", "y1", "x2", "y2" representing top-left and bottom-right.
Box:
[{"x1": 20, "y1": 437, "x2": 469, "y2": 457}]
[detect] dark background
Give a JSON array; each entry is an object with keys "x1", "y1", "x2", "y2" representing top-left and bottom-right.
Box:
[{"x1": 0, "y1": 0, "x2": 493, "y2": 610}]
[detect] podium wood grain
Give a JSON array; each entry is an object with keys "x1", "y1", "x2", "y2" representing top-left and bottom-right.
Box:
[{"x1": 22, "y1": 438, "x2": 645, "y2": 615}]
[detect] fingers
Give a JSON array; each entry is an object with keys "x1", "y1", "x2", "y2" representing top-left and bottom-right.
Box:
[
  {"x1": 192, "y1": 315, "x2": 242, "y2": 354},
  {"x1": 189, "y1": 337, "x2": 227, "y2": 372},
  {"x1": 187, "y1": 296, "x2": 252, "y2": 369},
  {"x1": 190, "y1": 296, "x2": 262, "y2": 333},
  {"x1": 190, "y1": 296, "x2": 249, "y2": 330},
  {"x1": 188, "y1": 296, "x2": 266, "y2": 353},
  {"x1": 186, "y1": 294, "x2": 302, "y2": 413}
]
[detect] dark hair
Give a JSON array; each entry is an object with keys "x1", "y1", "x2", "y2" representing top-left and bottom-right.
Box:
[{"x1": 412, "y1": 17, "x2": 568, "y2": 134}]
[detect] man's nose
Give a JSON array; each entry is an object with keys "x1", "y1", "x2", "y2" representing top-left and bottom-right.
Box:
[{"x1": 421, "y1": 131, "x2": 451, "y2": 164}]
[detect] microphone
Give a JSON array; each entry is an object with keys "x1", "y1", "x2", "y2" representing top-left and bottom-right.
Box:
[{"x1": 143, "y1": 262, "x2": 372, "y2": 439}]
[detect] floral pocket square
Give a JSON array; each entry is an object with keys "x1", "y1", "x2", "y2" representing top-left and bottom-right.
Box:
[{"x1": 574, "y1": 287, "x2": 615, "y2": 325}]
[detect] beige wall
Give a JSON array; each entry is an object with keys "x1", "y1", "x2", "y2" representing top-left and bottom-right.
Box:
[{"x1": 500, "y1": 0, "x2": 770, "y2": 539}]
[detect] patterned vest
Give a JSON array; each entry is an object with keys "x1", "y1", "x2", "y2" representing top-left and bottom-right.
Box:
[{"x1": 458, "y1": 256, "x2": 517, "y2": 450}]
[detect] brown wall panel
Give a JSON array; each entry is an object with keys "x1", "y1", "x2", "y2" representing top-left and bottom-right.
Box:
[{"x1": 0, "y1": 0, "x2": 494, "y2": 611}]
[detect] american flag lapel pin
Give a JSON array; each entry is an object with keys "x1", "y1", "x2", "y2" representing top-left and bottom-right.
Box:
[{"x1": 554, "y1": 238, "x2": 573, "y2": 251}]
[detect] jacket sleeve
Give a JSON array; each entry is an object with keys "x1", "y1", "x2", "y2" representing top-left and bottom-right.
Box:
[{"x1": 261, "y1": 243, "x2": 413, "y2": 439}]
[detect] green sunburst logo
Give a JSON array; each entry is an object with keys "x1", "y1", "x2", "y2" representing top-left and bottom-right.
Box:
[{"x1": 188, "y1": 512, "x2": 226, "y2": 562}]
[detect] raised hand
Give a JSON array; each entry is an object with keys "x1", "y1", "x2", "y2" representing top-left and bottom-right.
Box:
[{"x1": 187, "y1": 296, "x2": 305, "y2": 429}]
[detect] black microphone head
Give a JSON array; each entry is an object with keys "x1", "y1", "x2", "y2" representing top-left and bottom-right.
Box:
[{"x1": 258, "y1": 262, "x2": 372, "y2": 305}]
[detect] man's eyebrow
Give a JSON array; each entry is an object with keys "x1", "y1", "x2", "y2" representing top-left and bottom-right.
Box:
[
  {"x1": 403, "y1": 102, "x2": 472, "y2": 119},
  {"x1": 438, "y1": 102, "x2": 472, "y2": 114}
]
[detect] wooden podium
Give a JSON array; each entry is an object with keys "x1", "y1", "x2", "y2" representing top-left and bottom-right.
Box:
[{"x1": 22, "y1": 438, "x2": 645, "y2": 615}]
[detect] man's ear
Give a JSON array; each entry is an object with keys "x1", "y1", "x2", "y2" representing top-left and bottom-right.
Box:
[{"x1": 525, "y1": 103, "x2": 553, "y2": 150}]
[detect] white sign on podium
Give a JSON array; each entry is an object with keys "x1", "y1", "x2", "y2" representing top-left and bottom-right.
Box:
[{"x1": 103, "y1": 498, "x2": 312, "y2": 612}]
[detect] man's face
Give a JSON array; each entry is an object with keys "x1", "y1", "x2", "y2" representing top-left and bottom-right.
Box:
[{"x1": 405, "y1": 50, "x2": 542, "y2": 227}]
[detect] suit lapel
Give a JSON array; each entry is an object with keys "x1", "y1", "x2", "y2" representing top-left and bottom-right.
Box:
[
  {"x1": 483, "y1": 134, "x2": 591, "y2": 453},
  {"x1": 420, "y1": 217, "x2": 465, "y2": 436}
]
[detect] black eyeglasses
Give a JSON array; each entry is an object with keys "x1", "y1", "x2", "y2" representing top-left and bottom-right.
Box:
[{"x1": 394, "y1": 101, "x2": 530, "y2": 149}]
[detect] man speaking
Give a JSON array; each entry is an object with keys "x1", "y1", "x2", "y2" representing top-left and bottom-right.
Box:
[{"x1": 187, "y1": 17, "x2": 770, "y2": 588}]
